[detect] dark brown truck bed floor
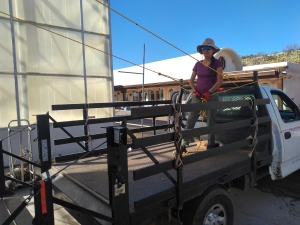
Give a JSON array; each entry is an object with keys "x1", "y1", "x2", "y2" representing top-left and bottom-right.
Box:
[{"x1": 53, "y1": 142, "x2": 253, "y2": 212}]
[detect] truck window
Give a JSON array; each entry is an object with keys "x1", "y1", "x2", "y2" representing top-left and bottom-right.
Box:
[{"x1": 271, "y1": 91, "x2": 300, "y2": 123}]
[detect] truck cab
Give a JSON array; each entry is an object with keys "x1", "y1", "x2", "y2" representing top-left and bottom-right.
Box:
[{"x1": 260, "y1": 86, "x2": 300, "y2": 180}]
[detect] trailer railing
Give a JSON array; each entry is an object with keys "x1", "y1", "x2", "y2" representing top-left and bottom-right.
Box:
[{"x1": 0, "y1": 71, "x2": 274, "y2": 225}]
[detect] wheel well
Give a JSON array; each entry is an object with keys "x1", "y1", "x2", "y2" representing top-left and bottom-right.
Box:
[{"x1": 179, "y1": 184, "x2": 234, "y2": 225}]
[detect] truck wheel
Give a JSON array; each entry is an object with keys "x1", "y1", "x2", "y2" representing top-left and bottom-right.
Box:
[
  {"x1": 180, "y1": 186, "x2": 234, "y2": 225},
  {"x1": 170, "y1": 91, "x2": 179, "y2": 103}
]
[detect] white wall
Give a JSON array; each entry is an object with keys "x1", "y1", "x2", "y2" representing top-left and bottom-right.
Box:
[
  {"x1": 0, "y1": 0, "x2": 113, "y2": 128},
  {"x1": 114, "y1": 48, "x2": 243, "y2": 86},
  {"x1": 284, "y1": 63, "x2": 300, "y2": 107}
]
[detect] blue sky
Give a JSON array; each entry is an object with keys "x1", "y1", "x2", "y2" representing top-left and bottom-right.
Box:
[{"x1": 110, "y1": 0, "x2": 300, "y2": 69}]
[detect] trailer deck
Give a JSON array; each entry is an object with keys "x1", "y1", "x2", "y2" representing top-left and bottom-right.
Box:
[{"x1": 52, "y1": 141, "x2": 270, "y2": 213}]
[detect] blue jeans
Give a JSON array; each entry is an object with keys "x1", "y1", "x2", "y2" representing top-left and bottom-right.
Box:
[{"x1": 182, "y1": 94, "x2": 219, "y2": 146}]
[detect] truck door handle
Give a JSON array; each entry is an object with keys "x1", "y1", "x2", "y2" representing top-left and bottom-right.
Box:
[{"x1": 284, "y1": 132, "x2": 291, "y2": 139}]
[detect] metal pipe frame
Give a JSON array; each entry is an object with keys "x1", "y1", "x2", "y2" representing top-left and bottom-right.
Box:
[
  {"x1": 0, "y1": 71, "x2": 111, "y2": 79},
  {"x1": 0, "y1": 16, "x2": 110, "y2": 38},
  {"x1": 8, "y1": 0, "x2": 21, "y2": 126}
]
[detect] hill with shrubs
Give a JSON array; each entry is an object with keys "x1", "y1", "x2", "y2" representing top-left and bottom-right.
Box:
[{"x1": 241, "y1": 44, "x2": 300, "y2": 66}]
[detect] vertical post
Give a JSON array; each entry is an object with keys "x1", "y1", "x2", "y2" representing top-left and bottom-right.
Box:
[
  {"x1": 33, "y1": 179, "x2": 54, "y2": 225},
  {"x1": 9, "y1": 0, "x2": 21, "y2": 126},
  {"x1": 141, "y1": 45, "x2": 146, "y2": 137},
  {"x1": 250, "y1": 99, "x2": 257, "y2": 187},
  {"x1": 177, "y1": 165, "x2": 183, "y2": 210},
  {"x1": 36, "y1": 115, "x2": 52, "y2": 173},
  {"x1": 80, "y1": 0, "x2": 88, "y2": 105},
  {"x1": 152, "y1": 115, "x2": 156, "y2": 135},
  {"x1": 142, "y1": 44, "x2": 145, "y2": 101},
  {"x1": 0, "y1": 141, "x2": 5, "y2": 198},
  {"x1": 83, "y1": 109, "x2": 89, "y2": 151},
  {"x1": 107, "y1": 126, "x2": 130, "y2": 225}
]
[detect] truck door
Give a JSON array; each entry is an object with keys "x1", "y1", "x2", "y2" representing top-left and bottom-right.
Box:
[{"x1": 269, "y1": 90, "x2": 300, "y2": 163}]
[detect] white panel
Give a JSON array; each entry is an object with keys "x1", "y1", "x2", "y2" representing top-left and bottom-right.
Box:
[
  {"x1": 0, "y1": 0, "x2": 113, "y2": 128},
  {"x1": 24, "y1": 75, "x2": 88, "y2": 123},
  {"x1": 14, "y1": 23, "x2": 83, "y2": 74},
  {"x1": 87, "y1": 77, "x2": 113, "y2": 118},
  {"x1": 85, "y1": 33, "x2": 111, "y2": 76},
  {"x1": 0, "y1": 75, "x2": 17, "y2": 127},
  {"x1": 0, "y1": 19, "x2": 14, "y2": 72},
  {"x1": 13, "y1": 0, "x2": 81, "y2": 29},
  {"x1": 83, "y1": 0, "x2": 109, "y2": 34},
  {"x1": 0, "y1": 0, "x2": 9, "y2": 12}
]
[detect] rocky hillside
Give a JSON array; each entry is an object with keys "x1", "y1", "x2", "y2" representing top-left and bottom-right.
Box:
[{"x1": 241, "y1": 50, "x2": 300, "y2": 66}]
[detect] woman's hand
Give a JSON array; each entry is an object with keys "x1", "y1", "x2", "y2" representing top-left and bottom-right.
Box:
[{"x1": 203, "y1": 92, "x2": 211, "y2": 101}]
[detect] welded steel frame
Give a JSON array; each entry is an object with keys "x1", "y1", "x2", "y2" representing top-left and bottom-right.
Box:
[{"x1": 32, "y1": 71, "x2": 273, "y2": 225}]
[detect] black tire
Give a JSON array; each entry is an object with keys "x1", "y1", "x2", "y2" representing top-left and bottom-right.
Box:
[
  {"x1": 180, "y1": 186, "x2": 234, "y2": 225},
  {"x1": 170, "y1": 91, "x2": 179, "y2": 103}
]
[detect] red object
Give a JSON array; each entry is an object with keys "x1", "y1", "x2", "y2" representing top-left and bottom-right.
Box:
[
  {"x1": 203, "y1": 92, "x2": 211, "y2": 101},
  {"x1": 39, "y1": 180, "x2": 47, "y2": 214},
  {"x1": 193, "y1": 91, "x2": 200, "y2": 98},
  {"x1": 219, "y1": 87, "x2": 225, "y2": 91}
]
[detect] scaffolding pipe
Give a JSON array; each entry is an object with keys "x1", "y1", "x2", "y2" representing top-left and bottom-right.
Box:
[
  {"x1": 80, "y1": 0, "x2": 88, "y2": 105},
  {"x1": 9, "y1": 0, "x2": 21, "y2": 126}
]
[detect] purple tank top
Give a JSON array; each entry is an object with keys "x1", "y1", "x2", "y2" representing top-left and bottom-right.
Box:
[{"x1": 193, "y1": 59, "x2": 222, "y2": 94}]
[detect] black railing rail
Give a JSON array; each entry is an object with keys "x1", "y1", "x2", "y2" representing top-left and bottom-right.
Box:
[
  {"x1": 52, "y1": 100, "x2": 172, "y2": 111},
  {"x1": 52, "y1": 100, "x2": 173, "y2": 161}
]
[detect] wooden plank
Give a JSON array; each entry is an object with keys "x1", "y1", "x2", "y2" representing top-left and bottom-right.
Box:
[
  {"x1": 130, "y1": 124, "x2": 169, "y2": 133},
  {"x1": 132, "y1": 116, "x2": 270, "y2": 149},
  {"x1": 53, "y1": 115, "x2": 132, "y2": 128},
  {"x1": 131, "y1": 105, "x2": 173, "y2": 118},
  {"x1": 182, "y1": 116, "x2": 270, "y2": 139},
  {"x1": 131, "y1": 99, "x2": 270, "y2": 118},
  {"x1": 181, "y1": 98, "x2": 271, "y2": 112},
  {"x1": 54, "y1": 133, "x2": 107, "y2": 145},
  {"x1": 133, "y1": 133, "x2": 270, "y2": 181},
  {"x1": 52, "y1": 100, "x2": 172, "y2": 111},
  {"x1": 132, "y1": 133, "x2": 173, "y2": 149},
  {"x1": 54, "y1": 124, "x2": 169, "y2": 145},
  {"x1": 181, "y1": 100, "x2": 250, "y2": 112},
  {"x1": 54, "y1": 148, "x2": 108, "y2": 162}
]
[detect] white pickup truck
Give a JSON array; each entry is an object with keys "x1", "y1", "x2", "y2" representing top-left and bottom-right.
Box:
[
  {"x1": 164, "y1": 81, "x2": 300, "y2": 224},
  {"x1": 176, "y1": 85, "x2": 300, "y2": 181}
]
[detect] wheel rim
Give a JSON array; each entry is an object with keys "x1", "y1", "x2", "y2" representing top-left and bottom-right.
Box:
[{"x1": 203, "y1": 203, "x2": 227, "y2": 225}]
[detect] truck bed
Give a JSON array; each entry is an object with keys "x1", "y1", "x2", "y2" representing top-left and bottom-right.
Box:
[{"x1": 53, "y1": 142, "x2": 265, "y2": 213}]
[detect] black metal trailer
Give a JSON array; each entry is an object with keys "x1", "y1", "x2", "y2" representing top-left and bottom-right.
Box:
[{"x1": 0, "y1": 71, "x2": 273, "y2": 225}]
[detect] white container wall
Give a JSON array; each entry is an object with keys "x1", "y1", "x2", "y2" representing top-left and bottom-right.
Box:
[{"x1": 0, "y1": 0, "x2": 113, "y2": 128}]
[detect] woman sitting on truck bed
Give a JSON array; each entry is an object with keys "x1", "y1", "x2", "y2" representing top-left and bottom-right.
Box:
[{"x1": 182, "y1": 38, "x2": 223, "y2": 150}]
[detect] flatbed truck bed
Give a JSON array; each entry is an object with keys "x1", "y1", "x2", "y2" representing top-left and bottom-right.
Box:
[{"x1": 52, "y1": 140, "x2": 271, "y2": 214}]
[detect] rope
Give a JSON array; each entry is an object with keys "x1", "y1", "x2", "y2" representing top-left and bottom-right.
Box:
[
  {"x1": 84, "y1": 102, "x2": 93, "y2": 149},
  {"x1": 94, "y1": 0, "x2": 248, "y2": 85},
  {"x1": 248, "y1": 98, "x2": 259, "y2": 157},
  {"x1": 0, "y1": 10, "x2": 255, "y2": 96}
]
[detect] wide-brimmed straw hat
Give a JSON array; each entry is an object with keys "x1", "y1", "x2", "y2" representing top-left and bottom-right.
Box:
[{"x1": 197, "y1": 38, "x2": 220, "y2": 54}]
